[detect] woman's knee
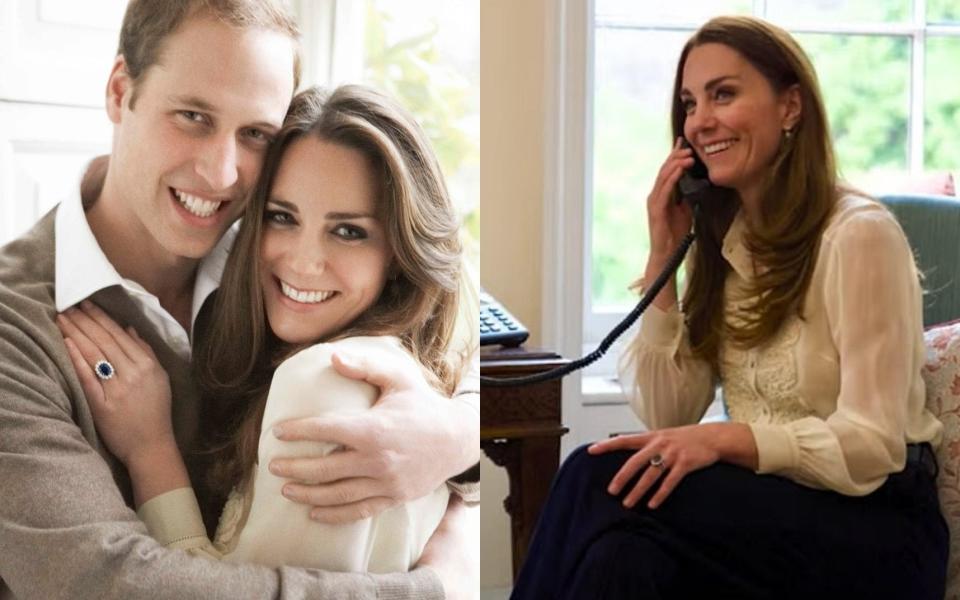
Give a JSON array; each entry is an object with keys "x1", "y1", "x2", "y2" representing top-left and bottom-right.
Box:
[{"x1": 557, "y1": 444, "x2": 633, "y2": 489}]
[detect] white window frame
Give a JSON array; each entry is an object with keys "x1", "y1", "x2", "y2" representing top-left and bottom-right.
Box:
[{"x1": 545, "y1": 0, "x2": 960, "y2": 436}]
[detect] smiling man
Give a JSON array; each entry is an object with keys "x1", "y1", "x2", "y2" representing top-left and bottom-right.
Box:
[{"x1": 0, "y1": 1, "x2": 478, "y2": 599}]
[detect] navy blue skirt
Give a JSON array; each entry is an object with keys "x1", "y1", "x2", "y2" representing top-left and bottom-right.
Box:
[{"x1": 511, "y1": 444, "x2": 948, "y2": 600}]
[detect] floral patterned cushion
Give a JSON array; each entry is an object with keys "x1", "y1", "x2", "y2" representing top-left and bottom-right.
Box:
[{"x1": 922, "y1": 322, "x2": 960, "y2": 598}]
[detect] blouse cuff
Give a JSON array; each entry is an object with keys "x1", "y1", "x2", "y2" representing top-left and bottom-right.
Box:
[
  {"x1": 749, "y1": 423, "x2": 799, "y2": 474},
  {"x1": 447, "y1": 480, "x2": 480, "y2": 505},
  {"x1": 136, "y1": 487, "x2": 209, "y2": 549},
  {"x1": 639, "y1": 303, "x2": 684, "y2": 348},
  {"x1": 376, "y1": 567, "x2": 444, "y2": 600}
]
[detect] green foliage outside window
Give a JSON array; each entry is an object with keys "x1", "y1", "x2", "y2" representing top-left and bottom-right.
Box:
[
  {"x1": 362, "y1": 2, "x2": 479, "y2": 266},
  {"x1": 592, "y1": 19, "x2": 960, "y2": 308}
]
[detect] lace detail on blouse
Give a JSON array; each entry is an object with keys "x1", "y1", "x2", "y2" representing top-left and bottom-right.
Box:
[
  {"x1": 719, "y1": 314, "x2": 816, "y2": 425},
  {"x1": 213, "y1": 485, "x2": 247, "y2": 554}
]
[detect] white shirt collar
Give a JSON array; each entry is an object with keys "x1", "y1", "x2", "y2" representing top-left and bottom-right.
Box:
[{"x1": 54, "y1": 188, "x2": 237, "y2": 331}]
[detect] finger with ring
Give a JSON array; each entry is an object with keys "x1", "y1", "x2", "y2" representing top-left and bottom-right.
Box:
[{"x1": 94, "y1": 359, "x2": 116, "y2": 381}]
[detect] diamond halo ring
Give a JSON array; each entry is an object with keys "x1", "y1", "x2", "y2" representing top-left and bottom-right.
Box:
[
  {"x1": 649, "y1": 453, "x2": 665, "y2": 469},
  {"x1": 94, "y1": 360, "x2": 116, "y2": 381}
]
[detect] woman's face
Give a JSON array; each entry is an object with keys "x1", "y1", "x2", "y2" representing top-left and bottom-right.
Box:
[
  {"x1": 680, "y1": 43, "x2": 799, "y2": 204},
  {"x1": 259, "y1": 136, "x2": 392, "y2": 345}
]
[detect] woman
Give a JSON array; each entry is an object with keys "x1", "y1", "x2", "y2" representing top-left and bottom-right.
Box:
[
  {"x1": 58, "y1": 84, "x2": 475, "y2": 573},
  {"x1": 511, "y1": 16, "x2": 947, "y2": 599}
]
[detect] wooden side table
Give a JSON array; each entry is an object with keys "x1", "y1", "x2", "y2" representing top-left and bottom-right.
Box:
[{"x1": 481, "y1": 346, "x2": 569, "y2": 579}]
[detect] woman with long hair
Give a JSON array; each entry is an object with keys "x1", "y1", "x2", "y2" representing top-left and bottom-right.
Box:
[
  {"x1": 58, "y1": 84, "x2": 475, "y2": 574},
  {"x1": 511, "y1": 16, "x2": 947, "y2": 599}
]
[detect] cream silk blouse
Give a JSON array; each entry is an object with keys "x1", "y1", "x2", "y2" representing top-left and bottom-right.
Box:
[{"x1": 619, "y1": 195, "x2": 943, "y2": 496}]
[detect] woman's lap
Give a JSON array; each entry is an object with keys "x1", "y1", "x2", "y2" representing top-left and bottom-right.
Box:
[{"x1": 512, "y1": 444, "x2": 947, "y2": 600}]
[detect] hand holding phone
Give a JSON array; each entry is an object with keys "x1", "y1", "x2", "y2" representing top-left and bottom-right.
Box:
[{"x1": 677, "y1": 139, "x2": 710, "y2": 204}]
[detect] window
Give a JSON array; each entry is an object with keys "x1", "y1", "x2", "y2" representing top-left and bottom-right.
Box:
[
  {"x1": 584, "y1": 0, "x2": 960, "y2": 378},
  {"x1": 300, "y1": 0, "x2": 479, "y2": 270}
]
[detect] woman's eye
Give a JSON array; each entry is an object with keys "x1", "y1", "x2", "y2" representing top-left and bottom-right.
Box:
[
  {"x1": 715, "y1": 88, "x2": 734, "y2": 101},
  {"x1": 681, "y1": 99, "x2": 695, "y2": 114},
  {"x1": 265, "y1": 210, "x2": 295, "y2": 226},
  {"x1": 333, "y1": 224, "x2": 367, "y2": 240}
]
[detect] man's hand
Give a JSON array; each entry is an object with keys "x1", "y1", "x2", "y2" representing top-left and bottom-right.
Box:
[
  {"x1": 269, "y1": 350, "x2": 479, "y2": 524},
  {"x1": 416, "y1": 496, "x2": 479, "y2": 600}
]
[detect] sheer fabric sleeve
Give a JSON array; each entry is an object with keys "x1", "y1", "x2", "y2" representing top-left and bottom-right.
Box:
[
  {"x1": 749, "y1": 207, "x2": 923, "y2": 495},
  {"x1": 618, "y1": 302, "x2": 716, "y2": 429}
]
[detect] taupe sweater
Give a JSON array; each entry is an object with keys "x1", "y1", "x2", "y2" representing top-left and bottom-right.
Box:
[{"x1": 0, "y1": 208, "x2": 442, "y2": 600}]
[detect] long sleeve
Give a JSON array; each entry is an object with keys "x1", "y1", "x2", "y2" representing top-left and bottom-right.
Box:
[
  {"x1": 750, "y1": 207, "x2": 929, "y2": 496},
  {"x1": 0, "y1": 323, "x2": 442, "y2": 600},
  {"x1": 618, "y1": 302, "x2": 716, "y2": 429},
  {"x1": 449, "y1": 346, "x2": 480, "y2": 503},
  {"x1": 448, "y1": 266, "x2": 480, "y2": 501}
]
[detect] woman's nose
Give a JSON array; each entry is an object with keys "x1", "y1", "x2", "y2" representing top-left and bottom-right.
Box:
[
  {"x1": 291, "y1": 236, "x2": 328, "y2": 275},
  {"x1": 685, "y1": 103, "x2": 715, "y2": 139}
]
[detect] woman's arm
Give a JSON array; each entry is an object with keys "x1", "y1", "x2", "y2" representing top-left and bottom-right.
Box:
[{"x1": 752, "y1": 204, "x2": 925, "y2": 495}]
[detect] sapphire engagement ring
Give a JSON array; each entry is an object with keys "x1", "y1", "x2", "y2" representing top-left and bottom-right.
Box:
[{"x1": 94, "y1": 360, "x2": 116, "y2": 381}]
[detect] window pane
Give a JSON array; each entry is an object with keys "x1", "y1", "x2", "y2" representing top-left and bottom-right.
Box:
[
  {"x1": 591, "y1": 29, "x2": 689, "y2": 309},
  {"x1": 926, "y1": 36, "x2": 960, "y2": 170},
  {"x1": 796, "y1": 33, "x2": 909, "y2": 183},
  {"x1": 363, "y1": 0, "x2": 479, "y2": 265},
  {"x1": 929, "y1": 0, "x2": 960, "y2": 23},
  {"x1": 595, "y1": 0, "x2": 751, "y2": 24},
  {"x1": 767, "y1": 0, "x2": 909, "y2": 24}
]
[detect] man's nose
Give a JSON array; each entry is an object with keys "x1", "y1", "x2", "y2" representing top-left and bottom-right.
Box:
[{"x1": 195, "y1": 134, "x2": 239, "y2": 192}]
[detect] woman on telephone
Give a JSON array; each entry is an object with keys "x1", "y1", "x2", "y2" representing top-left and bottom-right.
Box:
[{"x1": 511, "y1": 15, "x2": 947, "y2": 600}]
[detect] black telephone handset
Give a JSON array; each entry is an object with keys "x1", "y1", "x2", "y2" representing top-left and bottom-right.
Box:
[
  {"x1": 677, "y1": 138, "x2": 710, "y2": 207},
  {"x1": 481, "y1": 140, "x2": 703, "y2": 385}
]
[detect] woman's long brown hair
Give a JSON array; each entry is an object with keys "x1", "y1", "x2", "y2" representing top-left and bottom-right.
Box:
[
  {"x1": 194, "y1": 85, "x2": 464, "y2": 497},
  {"x1": 671, "y1": 16, "x2": 842, "y2": 366}
]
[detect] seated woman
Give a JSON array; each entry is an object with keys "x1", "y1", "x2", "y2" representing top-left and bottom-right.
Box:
[
  {"x1": 511, "y1": 16, "x2": 947, "y2": 600},
  {"x1": 59, "y1": 84, "x2": 476, "y2": 573}
]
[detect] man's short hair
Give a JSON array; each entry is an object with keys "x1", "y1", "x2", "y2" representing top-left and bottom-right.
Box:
[{"x1": 118, "y1": 0, "x2": 302, "y2": 108}]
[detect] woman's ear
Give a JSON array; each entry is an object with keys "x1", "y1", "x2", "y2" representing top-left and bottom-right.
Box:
[
  {"x1": 780, "y1": 83, "x2": 802, "y2": 131},
  {"x1": 105, "y1": 55, "x2": 132, "y2": 125}
]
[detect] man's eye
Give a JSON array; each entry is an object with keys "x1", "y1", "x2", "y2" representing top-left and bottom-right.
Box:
[
  {"x1": 245, "y1": 128, "x2": 271, "y2": 143},
  {"x1": 333, "y1": 224, "x2": 367, "y2": 240},
  {"x1": 180, "y1": 111, "x2": 207, "y2": 124},
  {"x1": 265, "y1": 210, "x2": 295, "y2": 226}
]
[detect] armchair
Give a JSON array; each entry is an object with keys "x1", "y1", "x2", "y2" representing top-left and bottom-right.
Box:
[{"x1": 880, "y1": 193, "x2": 960, "y2": 599}]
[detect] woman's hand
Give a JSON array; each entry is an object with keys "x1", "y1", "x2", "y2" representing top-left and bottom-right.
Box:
[
  {"x1": 56, "y1": 301, "x2": 176, "y2": 467},
  {"x1": 647, "y1": 137, "x2": 697, "y2": 258},
  {"x1": 588, "y1": 422, "x2": 758, "y2": 510}
]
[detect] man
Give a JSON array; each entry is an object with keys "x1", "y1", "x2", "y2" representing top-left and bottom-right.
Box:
[{"x1": 0, "y1": 1, "x2": 479, "y2": 598}]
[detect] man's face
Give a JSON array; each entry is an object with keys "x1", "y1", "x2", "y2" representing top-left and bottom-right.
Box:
[{"x1": 106, "y1": 15, "x2": 295, "y2": 260}]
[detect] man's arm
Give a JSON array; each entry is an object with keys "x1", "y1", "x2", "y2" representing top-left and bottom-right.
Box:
[
  {"x1": 0, "y1": 330, "x2": 442, "y2": 600},
  {"x1": 268, "y1": 348, "x2": 480, "y2": 523}
]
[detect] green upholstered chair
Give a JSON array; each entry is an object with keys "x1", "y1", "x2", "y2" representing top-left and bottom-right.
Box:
[
  {"x1": 879, "y1": 193, "x2": 960, "y2": 597},
  {"x1": 879, "y1": 193, "x2": 960, "y2": 328}
]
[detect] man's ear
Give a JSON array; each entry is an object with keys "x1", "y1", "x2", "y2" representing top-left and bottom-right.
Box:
[
  {"x1": 105, "y1": 55, "x2": 132, "y2": 125},
  {"x1": 780, "y1": 83, "x2": 802, "y2": 131}
]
